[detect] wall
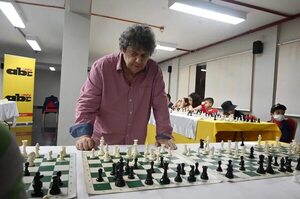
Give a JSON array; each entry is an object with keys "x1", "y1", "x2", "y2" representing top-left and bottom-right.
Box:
[{"x1": 159, "y1": 17, "x2": 300, "y2": 142}]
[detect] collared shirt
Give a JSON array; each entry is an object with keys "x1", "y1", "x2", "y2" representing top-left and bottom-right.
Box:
[{"x1": 70, "y1": 52, "x2": 173, "y2": 145}]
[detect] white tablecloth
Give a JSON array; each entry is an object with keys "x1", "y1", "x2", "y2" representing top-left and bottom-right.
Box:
[
  {"x1": 149, "y1": 111, "x2": 199, "y2": 139},
  {"x1": 0, "y1": 100, "x2": 19, "y2": 126},
  {"x1": 24, "y1": 143, "x2": 300, "y2": 199}
]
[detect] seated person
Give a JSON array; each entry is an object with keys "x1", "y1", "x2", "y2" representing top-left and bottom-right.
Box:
[
  {"x1": 221, "y1": 100, "x2": 256, "y2": 120},
  {"x1": 187, "y1": 92, "x2": 202, "y2": 110},
  {"x1": 172, "y1": 97, "x2": 190, "y2": 109},
  {"x1": 270, "y1": 103, "x2": 297, "y2": 143},
  {"x1": 192, "y1": 97, "x2": 218, "y2": 115},
  {"x1": 167, "y1": 94, "x2": 173, "y2": 108}
]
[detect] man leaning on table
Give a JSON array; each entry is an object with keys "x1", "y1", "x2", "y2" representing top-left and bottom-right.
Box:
[{"x1": 70, "y1": 24, "x2": 176, "y2": 151}]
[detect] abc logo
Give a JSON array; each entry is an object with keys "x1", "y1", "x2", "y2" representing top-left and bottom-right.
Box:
[
  {"x1": 6, "y1": 67, "x2": 32, "y2": 76},
  {"x1": 5, "y1": 94, "x2": 31, "y2": 102}
]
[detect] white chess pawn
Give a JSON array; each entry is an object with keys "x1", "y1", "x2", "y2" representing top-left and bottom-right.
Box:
[
  {"x1": 220, "y1": 140, "x2": 224, "y2": 151},
  {"x1": 241, "y1": 145, "x2": 246, "y2": 156},
  {"x1": 113, "y1": 145, "x2": 120, "y2": 157},
  {"x1": 144, "y1": 144, "x2": 150, "y2": 156},
  {"x1": 186, "y1": 148, "x2": 191, "y2": 156},
  {"x1": 35, "y1": 143, "x2": 40, "y2": 158},
  {"x1": 209, "y1": 146, "x2": 215, "y2": 158},
  {"x1": 143, "y1": 152, "x2": 149, "y2": 162},
  {"x1": 133, "y1": 139, "x2": 140, "y2": 156},
  {"x1": 275, "y1": 136, "x2": 280, "y2": 148},
  {"x1": 160, "y1": 144, "x2": 166, "y2": 153},
  {"x1": 22, "y1": 140, "x2": 28, "y2": 158},
  {"x1": 167, "y1": 147, "x2": 172, "y2": 157},
  {"x1": 98, "y1": 138, "x2": 105, "y2": 156},
  {"x1": 125, "y1": 146, "x2": 133, "y2": 160},
  {"x1": 154, "y1": 155, "x2": 160, "y2": 166},
  {"x1": 218, "y1": 149, "x2": 222, "y2": 156},
  {"x1": 61, "y1": 146, "x2": 67, "y2": 157},
  {"x1": 47, "y1": 150, "x2": 53, "y2": 161},
  {"x1": 90, "y1": 148, "x2": 96, "y2": 159},
  {"x1": 234, "y1": 147, "x2": 239, "y2": 158},
  {"x1": 182, "y1": 144, "x2": 188, "y2": 155},
  {"x1": 27, "y1": 152, "x2": 36, "y2": 167},
  {"x1": 103, "y1": 151, "x2": 111, "y2": 162},
  {"x1": 60, "y1": 150, "x2": 65, "y2": 161},
  {"x1": 258, "y1": 134, "x2": 262, "y2": 147},
  {"x1": 149, "y1": 148, "x2": 156, "y2": 161},
  {"x1": 227, "y1": 140, "x2": 232, "y2": 154},
  {"x1": 196, "y1": 147, "x2": 201, "y2": 156}
]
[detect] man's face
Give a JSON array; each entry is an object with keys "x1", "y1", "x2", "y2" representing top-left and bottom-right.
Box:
[{"x1": 123, "y1": 46, "x2": 150, "y2": 75}]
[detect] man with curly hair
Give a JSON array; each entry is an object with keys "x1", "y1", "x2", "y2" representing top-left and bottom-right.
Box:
[{"x1": 70, "y1": 24, "x2": 176, "y2": 151}]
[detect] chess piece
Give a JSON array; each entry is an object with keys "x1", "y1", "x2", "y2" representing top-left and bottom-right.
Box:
[
  {"x1": 31, "y1": 172, "x2": 44, "y2": 197},
  {"x1": 115, "y1": 169, "x2": 125, "y2": 187},
  {"x1": 159, "y1": 162, "x2": 170, "y2": 184},
  {"x1": 50, "y1": 176, "x2": 61, "y2": 195},
  {"x1": 111, "y1": 163, "x2": 116, "y2": 176},
  {"x1": 180, "y1": 163, "x2": 186, "y2": 175},
  {"x1": 286, "y1": 159, "x2": 293, "y2": 173},
  {"x1": 200, "y1": 139, "x2": 205, "y2": 149},
  {"x1": 103, "y1": 151, "x2": 111, "y2": 162},
  {"x1": 266, "y1": 156, "x2": 275, "y2": 174},
  {"x1": 145, "y1": 169, "x2": 154, "y2": 185},
  {"x1": 167, "y1": 147, "x2": 172, "y2": 157},
  {"x1": 99, "y1": 137, "x2": 105, "y2": 156},
  {"x1": 249, "y1": 147, "x2": 255, "y2": 159},
  {"x1": 56, "y1": 171, "x2": 63, "y2": 186},
  {"x1": 47, "y1": 151, "x2": 53, "y2": 161},
  {"x1": 225, "y1": 160, "x2": 234, "y2": 179},
  {"x1": 182, "y1": 144, "x2": 188, "y2": 155},
  {"x1": 239, "y1": 159, "x2": 245, "y2": 171},
  {"x1": 125, "y1": 160, "x2": 130, "y2": 175},
  {"x1": 133, "y1": 157, "x2": 138, "y2": 169},
  {"x1": 35, "y1": 143, "x2": 40, "y2": 158},
  {"x1": 195, "y1": 162, "x2": 200, "y2": 175},
  {"x1": 240, "y1": 139, "x2": 245, "y2": 146},
  {"x1": 27, "y1": 152, "x2": 36, "y2": 167},
  {"x1": 174, "y1": 164, "x2": 183, "y2": 183},
  {"x1": 90, "y1": 148, "x2": 96, "y2": 159},
  {"x1": 24, "y1": 162, "x2": 30, "y2": 176},
  {"x1": 159, "y1": 156, "x2": 164, "y2": 168},
  {"x1": 60, "y1": 150, "x2": 65, "y2": 161},
  {"x1": 220, "y1": 140, "x2": 224, "y2": 151},
  {"x1": 273, "y1": 156, "x2": 279, "y2": 166},
  {"x1": 216, "y1": 160, "x2": 223, "y2": 172},
  {"x1": 257, "y1": 134, "x2": 262, "y2": 147},
  {"x1": 22, "y1": 140, "x2": 28, "y2": 158},
  {"x1": 257, "y1": 155, "x2": 266, "y2": 174},
  {"x1": 200, "y1": 166, "x2": 209, "y2": 180},
  {"x1": 96, "y1": 168, "x2": 104, "y2": 182},
  {"x1": 150, "y1": 161, "x2": 155, "y2": 173},
  {"x1": 187, "y1": 165, "x2": 196, "y2": 182},
  {"x1": 278, "y1": 157, "x2": 286, "y2": 172},
  {"x1": 296, "y1": 157, "x2": 300, "y2": 171},
  {"x1": 128, "y1": 166, "x2": 135, "y2": 179}
]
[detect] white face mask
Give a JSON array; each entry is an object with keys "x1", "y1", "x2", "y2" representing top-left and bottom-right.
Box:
[{"x1": 273, "y1": 114, "x2": 285, "y2": 122}]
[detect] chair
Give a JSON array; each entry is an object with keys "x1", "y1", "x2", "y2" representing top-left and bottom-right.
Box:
[
  {"x1": 42, "y1": 95, "x2": 59, "y2": 126},
  {"x1": 287, "y1": 117, "x2": 298, "y2": 142}
]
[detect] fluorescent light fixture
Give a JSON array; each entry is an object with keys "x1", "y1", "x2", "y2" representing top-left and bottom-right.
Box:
[
  {"x1": 156, "y1": 41, "x2": 177, "y2": 51},
  {"x1": 26, "y1": 37, "x2": 42, "y2": 51},
  {"x1": 169, "y1": 0, "x2": 246, "y2": 25},
  {"x1": 0, "y1": 1, "x2": 25, "y2": 28},
  {"x1": 49, "y1": 67, "x2": 56, "y2": 71},
  {"x1": 201, "y1": 69, "x2": 207, "y2": 72}
]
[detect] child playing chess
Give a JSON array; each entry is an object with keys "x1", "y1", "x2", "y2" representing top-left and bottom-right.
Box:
[
  {"x1": 269, "y1": 103, "x2": 297, "y2": 143},
  {"x1": 0, "y1": 124, "x2": 26, "y2": 198},
  {"x1": 192, "y1": 97, "x2": 218, "y2": 115}
]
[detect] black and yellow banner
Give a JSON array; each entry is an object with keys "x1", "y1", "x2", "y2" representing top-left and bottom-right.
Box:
[{"x1": 2, "y1": 54, "x2": 36, "y2": 123}]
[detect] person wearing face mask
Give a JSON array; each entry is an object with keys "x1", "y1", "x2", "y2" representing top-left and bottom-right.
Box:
[{"x1": 270, "y1": 103, "x2": 297, "y2": 143}]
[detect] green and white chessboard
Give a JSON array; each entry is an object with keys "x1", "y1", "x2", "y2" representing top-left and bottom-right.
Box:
[
  {"x1": 183, "y1": 144, "x2": 299, "y2": 182},
  {"x1": 82, "y1": 150, "x2": 222, "y2": 195},
  {"x1": 23, "y1": 153, "x2": 76, "y2": 199}
]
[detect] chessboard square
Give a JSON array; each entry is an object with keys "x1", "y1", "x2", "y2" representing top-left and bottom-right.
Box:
[
  {"x1": 60, "y1": 180, "x2": 69, "y2": 188},
  {"x1": 39, "y1": 165, "x2": 55, "y2": 171},
  {"x1": 243, "y1": 171, "x2": 260, "y2": 177},
  {"x1": 90, "y1": 167, "x2": 102, "y2": 173},
  {"x1": 43, "y1": 182, "x2": 51, "y2": 188},
  {"x1": 61, "y1": 175, "x2": 69, "y2": 181},
  {"x1": 103, "y1": 167, "x2": 113, "y2": 172},
  {"x1": 54, "y1": 165, "x2": 70, "y2": 171},
  {"x1": 87, "y1": 156, "x2": 100, "y2": 160},
  {"x1": 126, "y1": 180, "x2": 144, "y2": 188},
  {"x1": 41, "y1": 175, "x2": 52, "y2": 182},
  {"x1": 136, "y1": 174, "x2": 147, "y2": 180},
  {"x1": 43, "y1": 159, "x2": 57, "y2": 163},
  {"x1": 28, "y1": 167, "x2": 39, "y2": 173},
  {"x1": 208, "y1": 165, "x2": 218, "y2": 170},
  {"x1": 27, "y1": 189, "x2": 48, "y2": 198},
  {"x1": 88, "y1": 159, "x2": 101, "y2": 164},
  {"x1": 89, "y1": 163, "x2": 102, "y2": 168},
  {"x1": 107, "y1": 176, "x2": 115, "y2": 183},
  {"x1": 24, "y1": 183, "x2": 31, "y2": 190},
  {"x1": 35, "y1": 158, "x2": 44, "y2": 163},
  {"x1": 40, "y1": 161, "x2": 56, "y2": 166},
  {"x1": 101, "y1": 163, "x2": 113, "y2": 168},
  {"x1": 23, "y1": 176, "x2": 34, "y2": 184},
  {"x1": 168, "y1": 172, "x2": 177, "y2": 178},
  {"x1": 60, "y1": 170, "x2": 69, "y2": 175},
  {"x1": 93, "y1": 183, "x2": 112, "y2": 191},
  {"x1": 91, "y1": 172, "x2": 107, "y2": 178},
  {"x1": 55, "y1": 161, "x2": 69, "y2": 165},
  {"x1": 39, "y1": 171, "x2": 53, "y2": 176}
]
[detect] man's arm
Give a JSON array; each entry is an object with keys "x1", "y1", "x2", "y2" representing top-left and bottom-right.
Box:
[
  {"x1": 151, "y1": 66, "x2": 177, "y2": 150},
  {"x1": 69, "y1": 61, "x2": 103, "y2": 150}
]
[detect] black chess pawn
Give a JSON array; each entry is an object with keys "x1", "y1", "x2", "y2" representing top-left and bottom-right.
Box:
[
  {"x1": 145, "y1": 169, "x2": 154, "y2": 185},
  {"x1": 56, "y1": 171, "x2": 63, "y2": 186},
  {"x1": 24, "y1": 162, "x2": 30, "y2": 176},
  {"x1": 200, "y1": 139, "x2": 205, "y2": 149},
  {"x1": 49, "y1": 176, "x2": 61, "y2": 195},
  {"x1": 286, "y1": 159, "x2": 293, "y2": 173},
  {"x1": 240, "y1": 139, "x2": 245, "y2": 146},
  {"x1": 115, "y1": 169, "x2": 125, "y2": 187},
  {"x1": 214, "y1": 115, "x2": 217, "y2": 121},
  {"x1": 273, "y1": 156, "x2": 279, "y2": 166},
  {"x1": 181, "y1": 163, "x2": 186, "y2": 175},
  {"x1": 125, "y1": 160, "x2": 130, "y2": 175},
  {"x1": 249, "y1": 147, "x2": 255, "y2": 159},
  {"x1": 128, "y1": 166, "x2": 135, "y2": 179},
  {"x1": 239, "y1": 156, "x2": 244, "y2": 165},
  {"x1": 160, "y1": 162, "x2": 170, "y2": 184},
  {"x1": 111, "y1": 163, "x2": 116, "y2": 176},
  {"x1": 134, "y1": 157, "x2": 138, "y2": 169},
  {"x1": 159, "y1": 156, "x2": 164, "y2": 168},
  {"x1": 31, "y1": 172, "x2": 44, "y2": 197},
  {"x1": 257, "y1": 155, "x2": 266, "y2": 174},
  {"x1": 195, "y1": 162, "x2": 200, "y2": 175},
  {"x1": 188, "y1": 165, "x2": 196, "y2": 182},
  {"x1": 150, "y1": 161, "x2": 155, "y2": 173},
  {"x1": 96, "y1": 168, "x2": 104, "y2": 182},
  {"x1": 174, "y1": 164, "x2": 183, "y2": 183},
  {"x1": 296, "y1": 157, "x2": 300, "y2": 171},
  {"x1": 225, "y1": 160, "x2": 234, "y2": 179},
  {"x1": 257, "y1": 118, "x2": 261, "y2": 123},
  {"x1": 216, "y1": 160, "x2": 223, "y2": 172},
  {"x1": 239, "y1": 159, "x2": 246, "y2": 171},
  {"x1": 200, "y1": 166, "x2": 209, "y2": 180},
  {"x1": 266, "y1": 156, "x2": 275, "y2": 174},
  {"x1": 278, "y1": 157, "x2": 286, "y2": 172}
]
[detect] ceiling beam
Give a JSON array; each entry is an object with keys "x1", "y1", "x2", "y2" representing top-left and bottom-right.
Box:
[{"x1": 220, "y1": 0, "x2": 292, "y2": 18}]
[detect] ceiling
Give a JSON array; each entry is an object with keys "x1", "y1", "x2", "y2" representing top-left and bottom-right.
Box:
[{"x1": 1, "y1": 0, "x2": 300, "y2": 70}]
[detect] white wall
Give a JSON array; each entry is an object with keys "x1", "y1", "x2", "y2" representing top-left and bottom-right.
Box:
[{"x1": 159, "y1": 17, "x2": 300, "y2": 142}]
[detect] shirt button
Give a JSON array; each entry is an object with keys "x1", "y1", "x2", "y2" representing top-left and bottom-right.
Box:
[
  {"x1": 129, "y1": 99, "x2": 132, "y2": 102},
  {"x1": 130, "y1": 111, "x2": 132, "y2": 114}
]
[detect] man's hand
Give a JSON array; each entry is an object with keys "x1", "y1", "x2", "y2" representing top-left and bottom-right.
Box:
[
  {"x1": 156, "y1": 139, "x2": 177, "y2": 150},
  {"x1": 75, "y1": 135, "x2": 95, "y2": 151}
]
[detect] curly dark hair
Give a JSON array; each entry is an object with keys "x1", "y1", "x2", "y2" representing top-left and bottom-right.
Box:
[
  {"x1": 119, "y1": 24, "x2": 156, "y2": 56},
  {"x1": 188, "y1": 92, "x2": 202, "y2": 108}
]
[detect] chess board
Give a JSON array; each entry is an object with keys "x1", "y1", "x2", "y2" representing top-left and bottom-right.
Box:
[
  {"x1": 183, "y1": 144, "x2": 299, "y2": 182},
  {"x1": 82, "y1": 150, "x2": 222, "y2": 195},
  {"x1": 23, "y1": 153, "x2": 76, "y2": 199}
]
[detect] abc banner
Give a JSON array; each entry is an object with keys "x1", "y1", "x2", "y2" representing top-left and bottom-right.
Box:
[{"x1": 2, "y1": 54, "x2": 36, "y2": 123}]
